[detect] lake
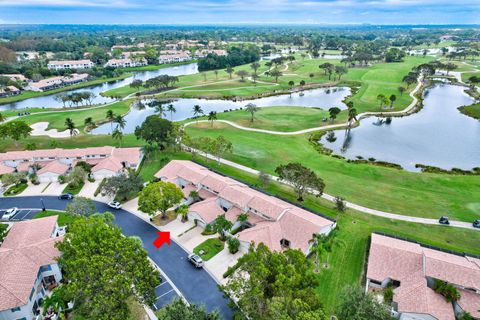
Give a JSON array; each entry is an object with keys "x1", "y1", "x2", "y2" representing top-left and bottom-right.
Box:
[{"x1": 320, "y1": 83, "x2": 480, "y2": 172}]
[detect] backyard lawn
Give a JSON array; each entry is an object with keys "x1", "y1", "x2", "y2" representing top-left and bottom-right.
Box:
[{"x1": 34, "y1": 210, "x2": 81, "y2": 227}]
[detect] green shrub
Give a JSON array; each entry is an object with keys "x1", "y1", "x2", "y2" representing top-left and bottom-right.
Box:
[
  {"x1": 433, "y1": 279, "x2": 460, "y2": 302},
  {"x1": 58, "y1": 175, "x2": 67, "y2": 184},
  {"x1": 94, "y1": 178, "x2": 106, "y2": 196},
  {"x1": 383, "y1": 284, "x2": 394, "y2": 303},
  {"x1": 4, "y1": 182, "x2": 28, "y2": 196},
  {"x1": 227, "y1": 236, "x2": 240, "y2": 254}
]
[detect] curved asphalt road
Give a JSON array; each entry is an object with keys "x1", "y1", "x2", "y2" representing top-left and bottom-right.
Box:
[{"x1": 0, "y1": 196, "x2": 233, "y2": 320}]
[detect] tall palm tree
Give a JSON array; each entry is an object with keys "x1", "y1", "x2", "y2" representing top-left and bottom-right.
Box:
[
  {"x1": 348, "y1": 107, "x2": 358, "y2": 128},
  {"x1": 65, "y1": 118, "x2": 76, "y2": 137},
  {"x1": 207, "y1": 111, "x2": 217, "y2": 127},
  {"x1": 148, "y1": 100, "x2": 166, "y2": 118},
  {"x1": 84, "y1": 117, "x2": 94, "y2": 130},
  {"x1": 250, "y1": 62, "x2": 260, "y2": 76},
  {"x1": 106, "y1": 109, "x2": 114, "y2": 133},
  {"x1": 312, "y1": 234, "x2": 328, "y2": 272},
  {"x1": 167, "y1": 104, "x2": 176, "y2": 121},
  {"x1": 192, "y1": 105, "x2": 204, "y2": 122},
  {"x1": 114, "y1": 114, "x2": 126, "y2": 132},
  {"x1": 112, "y1": 128, "x2": 123, "y2": 147}
]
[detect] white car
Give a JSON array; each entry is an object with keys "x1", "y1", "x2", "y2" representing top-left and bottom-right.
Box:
[
  {"x1": 107, "y1": 201, "x2": 122, "y2": 210},
  {"x1": 2, "y1": 207, "x2": 19, "y2": 220},
  {"x1": 187, "y1": 253, "x2": 204, "y2": 268}
]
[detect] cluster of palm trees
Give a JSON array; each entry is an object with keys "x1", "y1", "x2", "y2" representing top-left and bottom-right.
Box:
[
  {"x1": 105, "y1": 109, "x2": 126, "y2": 146},
  {"x1": 376, "y1": 94, "x2": 397, "y2": 109},
  {"x1": 191, "y1": 104, "x2": 217, "y2": 127},
  {"x1": 147, "y1": 99, "x2": 177, "y2": 120}
]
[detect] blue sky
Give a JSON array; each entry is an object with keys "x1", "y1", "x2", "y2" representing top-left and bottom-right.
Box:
[{"x1": 0, "y1": 0, "x2": 479, "y2": 25}]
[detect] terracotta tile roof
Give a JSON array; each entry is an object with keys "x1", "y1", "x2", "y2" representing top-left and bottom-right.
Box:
[
  {"x1": 189, "y1": 198, "x2": 224, "y2": 224},
  {"x1": 367, "y1": 234, "x2": 480, "y2": 320},
  {"x1": 37, "y1": 160, "x2": 69, "y2": 175},
  {"x1": 155, "y1": 160, "x2": 335, "y2": 252},
  {"x1": 0, "y1": 163, "x2": 14, "y2": 175},
  {"x1": 48, "y1": 59, "x2": 93, "y2": 66},
  {"x1": 0, "y1": 216, "x2": 62, "y2": 311},
  {"x1": 457, "y1": 288, "x2": 480, "y2": 318},
  {"x1": 91, "y1": 157, "x2": 123, "y2": 173}
]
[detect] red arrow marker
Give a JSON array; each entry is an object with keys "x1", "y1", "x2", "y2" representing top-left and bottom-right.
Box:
[{"x1": 153, "y1": 231, "x2": 170, "y2": 248}]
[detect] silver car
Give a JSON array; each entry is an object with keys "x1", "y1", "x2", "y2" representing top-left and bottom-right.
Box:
[
  {"x1": 188, "y1": 253, "x2": 204, "y2": 268},
  {"x1": 107, "y1": 201, "x2": 122, "y2": 210},
  {"x1": 2, "y1": 207, "x2": 19, "y2": 220}
]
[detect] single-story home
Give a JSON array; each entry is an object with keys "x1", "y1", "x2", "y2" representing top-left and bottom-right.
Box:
[
  {"x1": 155, "y1": 160, "x2": 336, "y2": 255},
  {"x1": 366, "y1": 233, "x2": 480, "y2": 320},
  {"x1": 0, "y1": 85, "x2": 20, "y2": 98}
]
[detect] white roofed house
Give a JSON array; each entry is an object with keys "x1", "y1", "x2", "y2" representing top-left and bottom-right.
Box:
[
  {"x1": 0, "y1": 216, "x2": 65, "y2": 320},
  {"x1": 47, "y1": 59, "x2": 94, "y2": 70},
  {"x1": 104, "y1": 58, "x2": 147, "y2": 68},
  {"x1": 155, "y1": 160, "x2": 336, "y2": 255}
]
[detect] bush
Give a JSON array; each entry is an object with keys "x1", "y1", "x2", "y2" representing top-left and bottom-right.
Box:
[
  {"x1": 94, "y1": 178, "x2": 106, "y2": 196},
  {"x1": 227, "y1": 236, "x2": 240, "y2": 254},
  {"x1": 383, "y1": 284, "x2": 393, "y2": 303},
  {"x1": 75, "y1": 161, "x2": 93, "y2": 173},
  {"x1": 58, "y1": 175, "x2": 67, "y2": 184},
  {"x1": 3, "y1": 182, "x2": 28, "y2": 196},
  {"x1": 433, "y1": 279, "x2": 460, "y2": 302}
]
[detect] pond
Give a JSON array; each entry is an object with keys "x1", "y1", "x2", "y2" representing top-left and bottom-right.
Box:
[
  {"x1": 320, "y1": 83, "x2": 480, "y2": 172},
  {"x1": 0, "y1": 63, "x2": 199, "y2": 111},
  {"x1": 90, "y1": 86, "x2": 351, "y2": 135}
]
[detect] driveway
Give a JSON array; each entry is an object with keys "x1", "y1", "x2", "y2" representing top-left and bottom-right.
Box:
[
  {"x1": 176, "y1": 226, "x2": 217, "y2": 252},
  {"x1": 42, "y1": 182, "x2": 66, "y2": 195},
  {"x1": 77, "y1": 180, "x2": 99, "y2": 198},
  {"x1": 206, "y1": 247, "x2": 244, "y2": 284},
  {"x1": 0, "y1": 196, "x2": 233, "y2": 319},
  {"x1": 20, "y1": 182, "x2": 50, "y2": 196}
]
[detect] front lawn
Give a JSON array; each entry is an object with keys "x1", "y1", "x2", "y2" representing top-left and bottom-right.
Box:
[
  {"x1": 193, "y1": 238, "x2": 225, "y2": 261},
  {"x1": 3, "y1": 182, "x2": 28, "y2": 196},
  {"x1": 151, "y1": 210, "x2": 177, "y2": 226},
  {"x1": 62, "y1": 181, "x2": 85, "y2": 195},
  {"x1": 34, "y1": 210, "x2": 81, "y2": 227}
]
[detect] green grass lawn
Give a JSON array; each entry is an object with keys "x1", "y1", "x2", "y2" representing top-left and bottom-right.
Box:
[
  {"x1": 0, "y1": 74, "x2": 131, "y2": 105},
  {"x1": 62, "y1": 181, "x2": 85, "y2": 195},
  {"x1": 18, "y1": 100, "x2": 132, "y2": 132},
  {"x1": 0, "y1": 133, "x2": 143, "y2": 152},
  {"x1": 34, "y1": 210, "x2": 81, "y2": 227},
  {"x1": 185, "y1": 123, "x2": 480, "y2": 222},
  {"x1": 458, "y1": 102, "x2": 480, "y2": 120},
  {"x1": 139, "y1": 149, "x2": 479, "y2": 314},
  {"x1": 193, "y1": 238, "x2": 225, "y2": 261},
  {"x1": 3, "y1": 182, "x2": 28, "y2": 196},
  {"x1": 190, "y1": 106, "x2": 339, "y2": 132}
]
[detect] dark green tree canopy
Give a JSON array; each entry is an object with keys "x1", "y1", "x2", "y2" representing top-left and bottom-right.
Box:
[
  {"x1": 56, "y1": 216, "x2": 160, "y2": 320},
  {"x1": 134, "y1": 115, "x2": 175, "y2": 148},
  {"x1": 155, "y1": 299, "x2": 221, "y2": 320},
  {"x1": 275, "y1": 162, "x2": 325, "y2": 201}
]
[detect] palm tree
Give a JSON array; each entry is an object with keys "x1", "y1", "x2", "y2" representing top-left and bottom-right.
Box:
[
  {"x1": 84, "y1": 117, "x2": 94, "y2": 130},
  {"x1": 348, "y1": 107, "x2": 358, "y2": 128},
  {"x1": 207, "y1": 111, "x2": 217, "y2": 127},
  {"x1": 112, "y1": 128, "x2": 123, "y2": 147},
  {"x1": 214, "y1": 70, "x2": 219, "y2": 80},
  {"x1": 245, "y1": 103, "x2": 259, "y2": 122},
  {"x1": 114, "y1": 114, "x2": 126, "y2": 132},
  {"x1": 288, "y1": 80, "x2": 295, "y2": 97},
  {"x1": 376, "y1": 94, "x2": 387, "y2": 108},
  {"x1": 192, "y1": 104, "x2": 204, "y2": 122},
  {"x1": 106, "y1": 109, "x2": 114, "y2": 133},
  {"x1": 389, "y1": 94, "x2": 397, "y2": 109},
  {"x1": 0, "y1": 112, "x2": 5, "y2": 123},
  {"x1": 167, "y1": 104, "x2": 176, "y2": 121},
  {"x1": 148, "y1": 100, "x2": 166, "y2": 118},
  {"x1": 312, "y1": 234, "x2": 328, "y2": 273},
  {"x1": 65, "y1": 118, "x2": 76, "y2": 137}
]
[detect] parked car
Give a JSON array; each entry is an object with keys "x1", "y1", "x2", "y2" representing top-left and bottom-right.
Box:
[
  {"x1": 107, "y1": 201, "x2": 122, "y2": 210},
  {"x1": 439, "y1": 216, "x2": 450, "y2": 225},
  {"x1": 58, "y1": 193, "x2": 74, "y2": 200},
  {"x1": 473, "y1": 220, "x2": 480, "y2": 229},
  {"x1": 2, "y1": 207, "x2": 19, "y2": 220},
  {"x1": 187, "y1": 253, "x2": 204, "y2": 268}
]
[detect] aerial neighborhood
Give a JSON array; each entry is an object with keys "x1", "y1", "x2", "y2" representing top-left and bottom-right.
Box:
[{"x1": 0, "y1": 4, "x2": 479, "y2": 320}]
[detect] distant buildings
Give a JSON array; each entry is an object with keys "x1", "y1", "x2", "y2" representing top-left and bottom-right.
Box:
[
  {"x1": 47, "y1": 59, "x2": 94, "y2": 70},
  {"x1": 158, "y1": 51, "x2": 192, "y2": 64},
  {"x1": 0, "y1": 85, "x2": 20, "y2": 98},
  {"x1": 0, "y1": 146, "x2": 143, "y2": 182},
  {"x1": 155, "y1": 160, "x2": 336, "y2": 255},
  {"x1": 121, "y1": 51, "x2": 146, "y2": 59},
  {"x1": 195, "y1": 49, "x2": 228, "y2": 58},
  {"x1": 0, "y1": 216, "x2": 65, "y2": 320},
  {"x1": 0, "y1": 74, "x2": 28, "y2": 82},
  {"x1": 366, "y1": 233, "x2": 480, "y2": 320},
  {"x1": 26, "y1": 73, "x2": 89, "y2": 92},
  {"x1": 104, "y1": 58, "x2": 147, "y2": 68}
]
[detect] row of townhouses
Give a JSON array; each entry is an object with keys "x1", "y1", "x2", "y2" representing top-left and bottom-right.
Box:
[
  {"x1": 155, "y1": 160, "x2": 336, "y2": 254},
  {"x1": 0, "y1": 146, "x2": 143, "y2": 182}
]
